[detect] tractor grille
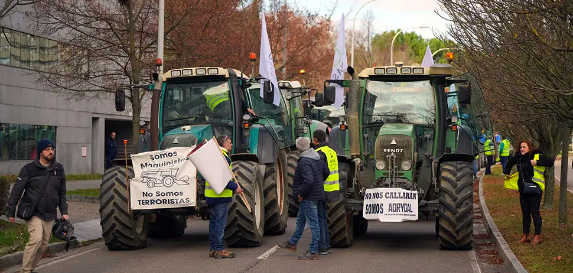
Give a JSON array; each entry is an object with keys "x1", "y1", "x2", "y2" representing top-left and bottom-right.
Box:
[{"x1": 375, "y1": 135, "x2": 413, "y2": 168}]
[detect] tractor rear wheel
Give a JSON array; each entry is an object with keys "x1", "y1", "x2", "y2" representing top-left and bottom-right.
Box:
[
  {"x1": 148, "y1": 214, "x2": 187, "y2": 238},
  {"x1": 99, "y1": 166, "x2": 149, "y2": 250},
  {"x1": 286, "y1": 151, "x2": 300, "y2": 217},
  {"x1": 225, "y1": 161, "x2": 264, "y2": 247},
  {"x1": 328, "y1": 162, "x2": 353, "y2": 247},
  {"x1": 263, "y1": 150, "x2": 289, "y2": 235},
  {"x1": 438, "y1": 161, "x2": 473, "y2": 250}
]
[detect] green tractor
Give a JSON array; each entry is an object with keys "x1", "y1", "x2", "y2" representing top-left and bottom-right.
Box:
[
  {"x1": 100, "y1": 67, "x2": 294, "y2": 250},
  {"x1": 277, "y1": 80, "x2": 333, "y2": 216},
  {"x1": 321, "y1": 63, "x2": 480, "y2": 249},
  {"x1": 0, "y1": 124, "x2": 55, "y2": 160}
]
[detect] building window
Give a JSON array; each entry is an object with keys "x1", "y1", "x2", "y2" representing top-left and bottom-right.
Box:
[
  {"x1": 0, "y1": 123, "x2": 57, "y2": 161},
  {"x1": 0, "y1": 27, "x2": 59, "y2": 70}
]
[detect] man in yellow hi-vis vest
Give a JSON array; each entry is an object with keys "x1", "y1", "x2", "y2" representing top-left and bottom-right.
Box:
[
  {"x1": 499, "y1": 136, "x2": 511, "y2": 170},
  {"x1": 205, "y1": 136, "x2": 243, "y2": 259},
  {"x1": 312, "y1": 129, "x2": 339, "y2": 255},
  {"x1": 484, "y1": 136, "x2": 495, "y2": 174}
]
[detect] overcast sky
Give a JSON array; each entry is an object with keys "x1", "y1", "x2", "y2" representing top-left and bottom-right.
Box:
[{"x1": 295, "y1": 0, "x2": 450, "y2": 39}]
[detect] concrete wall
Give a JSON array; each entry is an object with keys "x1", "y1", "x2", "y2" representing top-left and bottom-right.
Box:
[{"x1": 0, "y1": 64, "x2": 151, "y2": 175}]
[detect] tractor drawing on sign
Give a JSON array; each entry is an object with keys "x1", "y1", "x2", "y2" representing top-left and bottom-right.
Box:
[{"x1": 140, "y1": 168, "x2": 190, "y2": 188}]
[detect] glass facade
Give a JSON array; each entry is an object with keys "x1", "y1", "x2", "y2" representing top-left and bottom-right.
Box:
[
  {"x1": 0, "y1": 123, "x2": 57, "y2": 161},
  {"x1": 0, "y1": 27, "x2": 59, "y2": 70}
]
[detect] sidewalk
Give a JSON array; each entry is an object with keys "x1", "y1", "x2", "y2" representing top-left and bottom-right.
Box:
[{"x1": 9, "y1": 179, "x2": 101, "y2": 192}]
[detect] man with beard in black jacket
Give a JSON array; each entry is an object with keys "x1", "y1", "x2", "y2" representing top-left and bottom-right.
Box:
[{"x1": 7, "y1": 139, "x2": 69, "y2": 273}]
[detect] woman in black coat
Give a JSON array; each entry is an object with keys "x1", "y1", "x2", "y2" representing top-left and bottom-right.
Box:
[{"x1": 503, "y1": 140, "x2": 553, "y2": 245}]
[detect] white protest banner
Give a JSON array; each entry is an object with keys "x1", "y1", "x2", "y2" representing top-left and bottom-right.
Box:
[
  {"x1": 259, "y1": 13, "x2": 281, "y2": 106},
  {"x1": 330, "y1": 13, "x2": 347, "y2": 109},
  {"x1": 131, "y1": 147, "x2": 197, "y2": 210},
  {"x1": 187, "y1": 138, "x2": 233, "y2": 195},
  {"x1": 363, "y1": 188, "x2": 418, "y2": 222}
]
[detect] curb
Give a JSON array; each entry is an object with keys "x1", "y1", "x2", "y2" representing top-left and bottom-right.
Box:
[
  {"x1": 0, "y1": 240, "x2": 78, "y2": 270},
  {"x1": 66, "y1": 195, "x2": 99, "y2": 203},
  {"x1": 478, "y1": 175, "x2": 527, "y2": 273}
]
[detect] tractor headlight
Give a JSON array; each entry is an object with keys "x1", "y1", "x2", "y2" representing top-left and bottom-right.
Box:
[
  {"x1": 286, "y1": 92, "x2": 293, "y2": 100},
  {"x1": 401, "y1": 160, "x2": 412, "y2": 171},
  {"x1": 376, "y1": 160, "x2": 386, "y2": 170}
]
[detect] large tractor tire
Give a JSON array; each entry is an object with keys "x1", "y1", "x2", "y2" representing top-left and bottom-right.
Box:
[
  {"x1": 99, "y1": 166, "x2": 149, "y2": 250},
  {"x1": 148, "y1": 214, "x2": 187, "y2": 238},
  {"x1": 287, "y1": 151, "x2": 300, "y2": 217},
  {"x1": 438, "y1": 161, "x2": 473, "y2": 250},
  {"x1": 263, "y1": 150, "x2": 289, "y2": 235},
  {"x1": 10, "y1": 139, "x2": 36, "y2": 160},
  {"x1": 225, "y1": 161, "x2": 265, "y2": 247},
  {"x1": 328, "y1": 162, "x2": 353, "y2": 247}
]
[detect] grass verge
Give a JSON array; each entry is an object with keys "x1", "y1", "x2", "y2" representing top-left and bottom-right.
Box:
[
  {"x1": 483, "y1": 165, "x2": 573, "y2": 273},
  {"x1": 0, "y1": 221, "x2": 59, "y2": 257},
  {"x1": 67, "y1": 188, "x2": 100, "y2": 197},
  {"x1": 1, "y1": 174, "x2": 102, "y2": 184}
]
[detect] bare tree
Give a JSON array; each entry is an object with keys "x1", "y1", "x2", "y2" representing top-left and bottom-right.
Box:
[{"x1": 0, "y1": 0, "x2": 38, "y2": 20}]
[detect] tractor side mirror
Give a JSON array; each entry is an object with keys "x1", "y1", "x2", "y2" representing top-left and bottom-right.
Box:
[
  {"x1": 458, "y1": 85, "x2": 471, "y2": 105},
  {"x1": 263, "y1": 81, "x2": 274, "y2": 104},
  {"x1": 324, "y1": 85, "x2": 336, "y2": 105},
  {"x1": 314, "y1": 93, "x2": 325, "y2": 107},
  {"x1": 115, "y1": 89, "x2": 125, "y2": 111}
]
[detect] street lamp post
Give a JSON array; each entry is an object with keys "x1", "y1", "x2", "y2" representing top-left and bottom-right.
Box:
[
  {"x1": 351, "y1": 0, "x2": 381, "y2": 67},
  {"x1": 390, "y1": 26, "x2": 430, "y2": 64},
  {"x1": 432, "y1": 48, "x2": 452, "y2": 57}
]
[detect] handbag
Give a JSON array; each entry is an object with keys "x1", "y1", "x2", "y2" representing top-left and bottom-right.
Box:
[
  {"x1": 523, "y1": 181, "x2": 542, "y2": 195},
  {"x1": 16, "y1": 172, "x2": 52, "y2": 220}
]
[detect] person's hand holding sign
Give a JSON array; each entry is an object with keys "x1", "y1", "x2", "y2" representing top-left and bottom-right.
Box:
[{"x1": 236, "y1": 186, "x2": 244, "y2": 194}]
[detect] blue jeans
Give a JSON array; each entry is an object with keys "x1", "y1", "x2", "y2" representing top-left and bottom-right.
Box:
[
  {"x1": 317, "y1": 201, "x2": 330, "y2": 249},
  {"x1": 208, "y1": 202, "x2": 229, "y2": 251},
  {"x1": 500, "y1": 156, "x2": 508, "y2": 172},
  {"x1": 289, "y1": 200, "x2": 320, "y2": 254},
  {"x1": 473, "y1": 160, "x2": 478, "y2": 176}
]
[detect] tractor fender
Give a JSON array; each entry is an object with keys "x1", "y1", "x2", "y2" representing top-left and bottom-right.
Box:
[
  {"x1": 439, "y1": 153, "x2": 475, "y2": 164},
  {"x1": 230, "y1": 153, "x2": 260, "y2": 164}
]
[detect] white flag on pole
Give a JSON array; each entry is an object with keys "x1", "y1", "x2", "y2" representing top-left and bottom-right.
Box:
[
  {"x1": 330, "y1": 14, "x2": 347, "y2": 109},
  {"x1": 187, "y1": 138, "x2": 233, "y2": 195},
  {"x1": 259, "y1": 13, "x2": 281, "y2": 106},
  {"x1": 421, "y1": 44, "x2": 434, "y2": 67}
]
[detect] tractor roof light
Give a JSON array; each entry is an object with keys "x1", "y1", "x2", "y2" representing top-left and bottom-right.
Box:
[
  {"x1": 249, "y1": 53, "x2": 257, "y2": 61},
  {"x1": 299, "y1": 69, "x2": 306, "y2": 75},
  {"x1": 374, "y1": 68, "x2": 385, "y2": 75},
  {"x1": 446, "y1": 52, "x2": 454, "y2": 63},
  {"x1": 401, "y1": 67, "x2": 412, "y2": 74},
  {"x1": 196, "y1": 68, "x2": 207, "y2": 75},
  {"x1": 171, "y1": 70, "x2": 182, "y2": 77},
  {"x1": 182, "y1": 69, "x2": 193, "y2": 76},
  {"x1": 156, "y1": 58, "x2": 163, "y2": 67},
  {"x1": 386, "y1": 67, "x2": 398, "y2": 74},
  {"x1": 208, "y1": 68, "x2": 219, "y2": 75},
  {"x1": 413, "y1": 68, "x2": 424, "y2": 74}
]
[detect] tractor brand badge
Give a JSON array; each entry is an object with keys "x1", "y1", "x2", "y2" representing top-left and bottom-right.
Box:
[
  {"x1": 172, "y1": 136, "x2": 179, "y2": 144},
  {"x1": 391, "y1": 139, "x2": 397, "y2": 145},
  {"x1": 384, "y1": 149, "x2": 404, "y2": 153}
]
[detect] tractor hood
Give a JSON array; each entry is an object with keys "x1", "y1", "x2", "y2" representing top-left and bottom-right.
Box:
[
  {"x1": 374, "y1": 123, "x2": 416, "y2": 186},
  {"x1": 161, "y1": 124, "x2": 215, "y2": 149},
  {"x1": 378, "y1": 123, "x2": 415, "y2": 137}
]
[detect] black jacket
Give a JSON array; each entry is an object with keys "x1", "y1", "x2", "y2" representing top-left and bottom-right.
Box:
[
  {"x1": 503, "y1": 149, "x2": 553, "y2": 193},
  {"x1": 6, "y1": 159, "x2": 68, "y2": 220},
  {"x1": 293, "y1": 148, "x2": 329, "y2": 201},
  {"x1": 106, "y1": 138, "x2": 117, "y2": 159}
]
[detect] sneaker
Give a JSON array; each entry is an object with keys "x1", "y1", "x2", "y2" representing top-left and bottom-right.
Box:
[
  {"x1": 209, "y1": 250, "x2": 215, "y2": 257},
  {"x1": 277, "y1": 241, "x2": 297, "y2": 252},
  {"x1": 318, "y1": 248, "x2": 331, "y2": 255},
  {"x1": 298, "y1": 251, "x2": 319, "y2": 260},
  {"x1": 214, "y1": 249, "x2": 236, "y2": 259}
]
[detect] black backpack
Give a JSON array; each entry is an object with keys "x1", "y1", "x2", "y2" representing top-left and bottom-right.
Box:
[{"x1": 52, "y1": 218, "x2": 76, "y2": 251}]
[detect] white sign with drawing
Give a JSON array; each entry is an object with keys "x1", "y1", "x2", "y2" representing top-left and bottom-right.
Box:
[
  {"x1": 363, "y1": 188, "x2": 418, "y2": 222},
  {"x1": 130, "y1": 147, "x2": 197, "y2": 210}
]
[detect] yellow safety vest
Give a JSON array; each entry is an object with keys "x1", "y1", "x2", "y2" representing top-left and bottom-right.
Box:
[
  {"x1": 205, "y1": 149, "x2": 233, "y2": 198},
  {"x1": 500, "y1": 139, "x2": 511, "y2": 157},
  {"x1": 532, "y1": 154, "x2": 545, "y2": 191},
  {"x1": 316, "y1": 146, "x2": 340, "y2": 192},
  {"x1": 484, "y1": 139, "x2": 494, "y2": 156},
  {"x1": 205, "y1": 93, "x2": 229, "y2": 112}
]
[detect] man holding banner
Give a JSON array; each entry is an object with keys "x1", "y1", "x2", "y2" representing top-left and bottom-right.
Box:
[{"x1": 206, "y1": 136, "x2": 243, "y2": 259}]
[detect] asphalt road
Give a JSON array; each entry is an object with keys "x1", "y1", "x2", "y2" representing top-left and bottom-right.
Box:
[
  {"x1": 554, "y1": 157, "x2": 573, "y2": 192},
  {"x1": 9, "y1": 216, "x2": 480, "y2": 273}
]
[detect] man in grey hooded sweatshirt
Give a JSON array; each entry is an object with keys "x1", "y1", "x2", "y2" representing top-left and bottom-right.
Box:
[{"x1": 278, "y1": 137, "x2": 329, "y2": 260}]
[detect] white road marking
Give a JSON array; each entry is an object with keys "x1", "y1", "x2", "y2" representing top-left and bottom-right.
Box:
[
  {"x1": 468, "y1": 249, "x2": 482, "y2": 273},
  {"x1": 35, "y1": 247, "x2": 100, "y2": 270},
  {"x1": 257, "y1": 245, "x2": 279, "y2": 260}
]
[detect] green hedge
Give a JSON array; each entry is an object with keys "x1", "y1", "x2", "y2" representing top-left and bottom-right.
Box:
[{"x1": 0, "y1": 176, "x2": 9, "y2": 215}]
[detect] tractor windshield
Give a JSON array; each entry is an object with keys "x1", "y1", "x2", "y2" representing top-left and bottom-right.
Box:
[
  {"x1": 161, "y1": 80, "x2": 233, "y2": 133},
  {"x1": 310, "y1": 106, "x2": 344, "y2": 127},
  {"x1": 363, "y1": 80, "x2": 435, "y2": 125}
]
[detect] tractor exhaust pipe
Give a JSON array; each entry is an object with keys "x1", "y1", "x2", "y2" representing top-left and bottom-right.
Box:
[{"x1": 346, "y1": 66, "x2": 361, "y2": 158}]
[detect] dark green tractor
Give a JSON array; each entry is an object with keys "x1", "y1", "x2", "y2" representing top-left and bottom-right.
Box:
[
  {"x1": 322, "y1": 63, "x2": 480, "y2": 249},
  {"x1": 100, "y1": 67, "x2": 293, "y2": 250}
]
